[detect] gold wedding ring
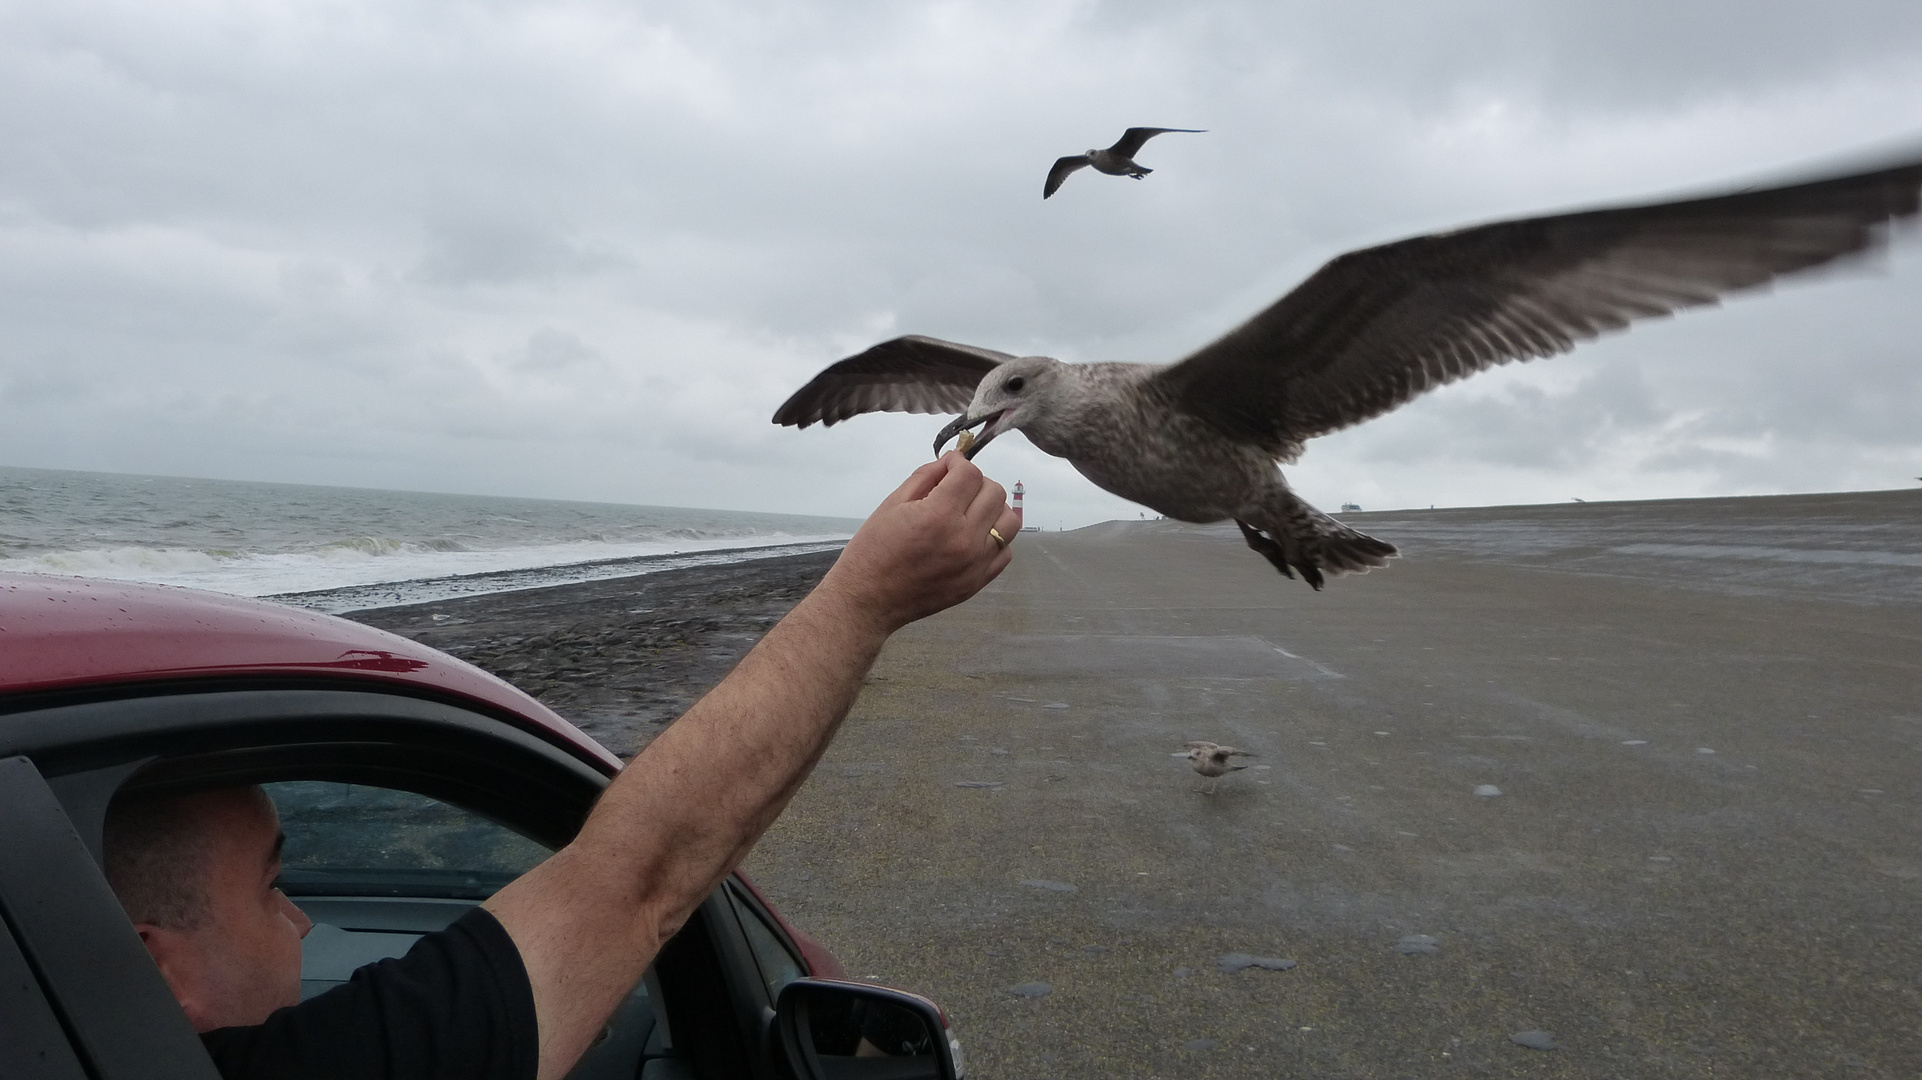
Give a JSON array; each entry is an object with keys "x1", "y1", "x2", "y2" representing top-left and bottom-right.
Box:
[{"x1": 989, "y1": 527, "x2": 1008, "y2": 549}]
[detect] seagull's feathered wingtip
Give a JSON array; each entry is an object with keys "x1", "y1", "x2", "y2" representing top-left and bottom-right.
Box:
[{"x1": 1044, "y1": 155, "x2": 1090, "y2": 199}]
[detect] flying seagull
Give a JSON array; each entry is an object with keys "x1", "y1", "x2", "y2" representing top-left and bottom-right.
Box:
[
  {"x1": 1044, "y1": 127, "x2": 1205, "y2": 198},
  {"x1": 775, "y1": 154, "x2": 1922, "y2": 588},
  {"x1": 1179, "y1": 741, "x2": 1256, "y2": 794}
]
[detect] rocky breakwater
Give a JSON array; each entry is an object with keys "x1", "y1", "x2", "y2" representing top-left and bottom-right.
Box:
[{"x1": 347, "y1": 549, "x2": 839, "y2": 757}]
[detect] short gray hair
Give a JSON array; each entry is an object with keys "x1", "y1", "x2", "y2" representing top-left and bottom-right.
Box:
[{"x1": 103, "y1": 791, "x2": 224, "y2": 931}]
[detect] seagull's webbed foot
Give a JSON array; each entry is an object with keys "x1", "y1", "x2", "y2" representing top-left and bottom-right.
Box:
[{"x1": 1236, "y1": 520, "x2": 1324, "y2": 590}]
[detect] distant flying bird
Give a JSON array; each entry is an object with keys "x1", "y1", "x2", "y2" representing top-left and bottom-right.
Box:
[
  {"x1": 1180, "y1": 742, "x2": 1256, "y2": 794},
  {"x1": 1044, "y1": 127, "x2": 1205, "y2": 198},
  {"x1": 775, "y1": 154, "x2": 1922, "y2": 588}
]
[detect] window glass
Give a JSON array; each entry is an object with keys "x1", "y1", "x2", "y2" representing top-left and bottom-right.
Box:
[
  {"x1": 733, "y1": 888, "x2": 806, "y2": 1000},
  {"x1": 267, "y1": 781, "x2": 551, "y2": 900}
]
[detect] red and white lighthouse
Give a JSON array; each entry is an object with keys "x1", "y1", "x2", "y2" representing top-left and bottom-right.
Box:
[{"x1": 1011, "y1": 481, "x2": 1025, "y2": 529}]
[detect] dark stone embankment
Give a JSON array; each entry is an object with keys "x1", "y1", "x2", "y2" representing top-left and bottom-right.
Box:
[{"x1": 347, "y1": 549, "x2": 837, "y2": 756}]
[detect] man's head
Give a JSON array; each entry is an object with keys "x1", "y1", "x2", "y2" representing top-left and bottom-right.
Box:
[{"x1": 102, "y1": 785, "x2": 312, "y2": 1031}]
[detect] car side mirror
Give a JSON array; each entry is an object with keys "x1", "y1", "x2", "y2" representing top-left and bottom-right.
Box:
[{"x1": 774, "y1": 978, "x2": 963, "y2": 1079}]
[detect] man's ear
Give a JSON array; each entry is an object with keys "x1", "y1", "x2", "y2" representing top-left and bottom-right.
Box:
[{"x1": 134, "y1": 923, "x2": 214, "y2": 1031}]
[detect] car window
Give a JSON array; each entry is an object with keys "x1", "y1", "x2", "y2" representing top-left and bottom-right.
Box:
[
  {"x1": 265, "y1": 781, "x2": 670, "y2": 1076},
  {"x1": 732, "y1": 889, "x2": 806, "y2": 1000},
  {"x1": 267, "y1": 781, "x2": 551, "y2": 899}
]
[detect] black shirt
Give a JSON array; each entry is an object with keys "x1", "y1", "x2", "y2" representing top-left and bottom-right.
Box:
[{"x1": 201, "y1": 906, "x2": 537, "y2": 1080}]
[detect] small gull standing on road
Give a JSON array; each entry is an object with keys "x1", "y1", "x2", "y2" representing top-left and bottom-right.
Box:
[
  {"x1": 1043, "y1": 127, "x2": 1205, "y2": 198},
  {"x1": 1180, "y1": 741, "x2": 1256, "y2": 794},
  {"x1": 776, "y1": 153, "x2": 1922, "y2": 587}
]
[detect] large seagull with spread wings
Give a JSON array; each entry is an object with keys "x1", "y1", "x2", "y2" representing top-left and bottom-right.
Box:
[{"x1": 775, "y1": 155, "x2": 1922, "y2": 589}]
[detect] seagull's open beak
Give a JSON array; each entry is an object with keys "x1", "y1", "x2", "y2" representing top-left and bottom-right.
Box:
[{"x1": 933, "y1": 409, "x2": 1014, "y2": 459}]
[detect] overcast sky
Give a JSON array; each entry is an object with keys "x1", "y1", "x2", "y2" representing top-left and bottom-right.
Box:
[{"x1": 2, "y1": 0, "x2": 1920, "y2": 526}]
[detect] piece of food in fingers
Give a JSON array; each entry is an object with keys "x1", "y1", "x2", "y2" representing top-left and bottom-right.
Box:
[{"x1": 956, "y1": 430, "x2": 975, "y2": 454}]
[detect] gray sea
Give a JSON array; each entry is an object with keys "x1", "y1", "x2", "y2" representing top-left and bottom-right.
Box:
[{"x1": 0, "y1": 466, "x2": 856, "y2": 612}]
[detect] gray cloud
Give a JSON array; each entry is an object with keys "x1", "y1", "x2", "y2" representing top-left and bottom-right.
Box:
[{"x1": 1, "y1": 0, "x2": 1919, "y2": 525}]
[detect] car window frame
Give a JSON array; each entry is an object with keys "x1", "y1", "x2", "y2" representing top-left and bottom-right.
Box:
[
  {"x1": 725, "y1": 879, "x2": 809, "y2": 1001},
  {"x1": 1, "y1": 680, "x2": 795, "y2": 1080},
  {"x1": 0, "y1": 850, "x2": 91, "y2": 1080},
  {"x1": 6, "y1": 685, "x2": 610, "y2": 852},
  {"x1": 2, "y1": 685, "x2": 609, "y2": 1080}
]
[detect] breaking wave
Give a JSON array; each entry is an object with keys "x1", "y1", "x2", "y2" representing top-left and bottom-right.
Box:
[{"x1": 0, "y1": 466, "x2": 859, "y2": 604}]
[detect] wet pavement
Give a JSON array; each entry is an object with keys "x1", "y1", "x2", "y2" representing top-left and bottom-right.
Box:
[{"x1": 744, "y1": 488, "x2": 1922, "y2": 1079}]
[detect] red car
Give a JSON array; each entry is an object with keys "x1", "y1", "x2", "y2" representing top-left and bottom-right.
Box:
[{"x1": 0, "y1": 572, "x2": 961, "y2": 1080}]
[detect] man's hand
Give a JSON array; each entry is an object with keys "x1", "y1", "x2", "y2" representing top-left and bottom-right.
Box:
[
  {"x1": 815, "y1": 452, "x2": 1021, "y2": 639},
  {"x1": 487, "y1": 456, "x2": 1017, "y2": 1079}
]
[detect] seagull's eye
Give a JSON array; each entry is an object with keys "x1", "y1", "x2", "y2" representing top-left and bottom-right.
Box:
[{"x1": 1005, "y1": 376, "x2": 1026, "y2": 393}]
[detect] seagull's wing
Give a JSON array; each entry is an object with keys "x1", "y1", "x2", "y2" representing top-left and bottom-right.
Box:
[
  {"x1": 1045, "y1": 155, "x2": 1092, "y2": 199},
  {"x1": 773, "y1": 335, "x2": 1014, "y2": 428},
  {"x1": 1152, "y1": 156, "x2": 1922, "y2": 455},
  {"x1": 1213, "y1": 746, "x2": 1250, "y2": 758},
  {"x1": 1108, "y1": 127, "x2": 1206, "y2": 158}
]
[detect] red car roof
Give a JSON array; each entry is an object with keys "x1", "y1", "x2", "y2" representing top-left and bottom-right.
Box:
[{"x1": 0, "y1": 573, "x2": 623, "y2": 772}]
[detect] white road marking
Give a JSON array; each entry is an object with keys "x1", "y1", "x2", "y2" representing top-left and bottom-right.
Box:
[{"x1": 1267, "y1": 641, "x2": 1345, "y2": 679}]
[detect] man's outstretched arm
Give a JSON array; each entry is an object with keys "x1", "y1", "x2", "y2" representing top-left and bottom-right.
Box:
[{"x1": 484, "y1": 453, "x2": 1021, "y2": 1079}]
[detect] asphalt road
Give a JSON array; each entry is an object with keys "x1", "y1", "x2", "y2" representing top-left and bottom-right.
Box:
[{"x1": 743, "y1": 489, "x2": 1922, "y2": 1079}]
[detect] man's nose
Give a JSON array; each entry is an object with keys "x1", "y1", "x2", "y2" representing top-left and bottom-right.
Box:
[{"x1": 278, "y1": 890, "x2": 314, "y2": 938}]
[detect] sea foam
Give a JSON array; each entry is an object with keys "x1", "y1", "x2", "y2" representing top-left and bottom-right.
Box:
[
  {"x1": 1, "y1": 465, "x2": 858, "y2": 605},
  {"x1": 0, "y1": 534, "x2": 848, "y2": 600}
]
